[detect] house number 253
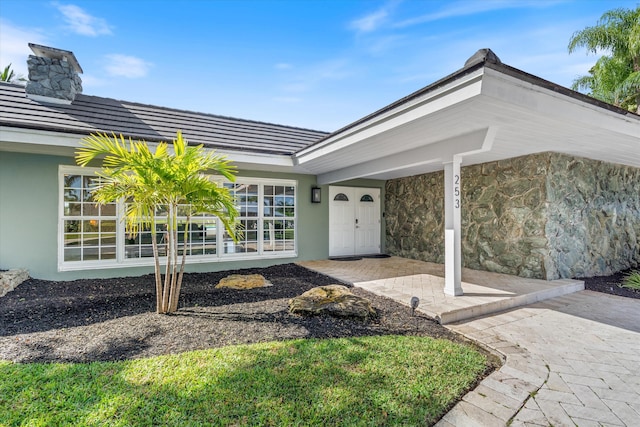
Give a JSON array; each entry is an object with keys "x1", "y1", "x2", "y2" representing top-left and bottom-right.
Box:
[{"x1": 454, "y1": 174, "x2": 460, "y2": 209}]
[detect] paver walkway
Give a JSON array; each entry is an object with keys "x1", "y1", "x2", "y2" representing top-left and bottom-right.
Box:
[
  {"x1": 299, "y1": 257, "x2": 583, "y2": 324},
  {"x1": 441, "y1": 291, "x2": 640, "y2": 426},
  {"x1": 299, "y1": 257, "x2": 640, "y2": 426}
]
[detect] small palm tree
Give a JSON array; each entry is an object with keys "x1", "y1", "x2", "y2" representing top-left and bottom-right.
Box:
[{"x1": 76, "y1": 131, "x2": 240, "y2": 314}]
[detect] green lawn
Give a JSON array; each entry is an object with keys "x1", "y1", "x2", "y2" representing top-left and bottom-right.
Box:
[{"x1": 0, "y1": 335, "x2": 489, "y2": 427}]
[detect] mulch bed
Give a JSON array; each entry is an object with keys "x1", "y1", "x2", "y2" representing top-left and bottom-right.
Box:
[
  {"x1": 0, "y1": 264, "x2": 466, "y2": 364},
  {"x1": 2, "y1": 263, "x2": 636, "y2": 364},
  {"x1": 581, "y1": 268, "x2": 640, "y2": 300}
]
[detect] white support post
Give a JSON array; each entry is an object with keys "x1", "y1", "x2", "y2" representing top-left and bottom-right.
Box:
[{"x1": 444, "y1": 157, "x2": 463, "y2": 296}]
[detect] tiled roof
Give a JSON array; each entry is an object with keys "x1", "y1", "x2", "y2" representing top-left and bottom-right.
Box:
[{"x1": 0, "y1": 82, "x2": 328, "y2": 155}]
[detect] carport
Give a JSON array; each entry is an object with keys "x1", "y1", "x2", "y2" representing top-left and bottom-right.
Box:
[{"x1": 294, "y1": 49, "x2": 640, "y2": 295}]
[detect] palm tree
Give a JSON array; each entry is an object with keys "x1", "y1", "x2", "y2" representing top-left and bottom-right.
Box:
[
  {"x1": 76, "y1": 131, "x2": 240, "y2": 314},
  {"x1": 1, "y1": 64, "x2": 18, "y2": 83},
  {"x1": 568, "y1": 7, "x2": 640, "y2": 113},
  {"x1": 1, "y1": 64, "x2": 26, "y2": 84}
]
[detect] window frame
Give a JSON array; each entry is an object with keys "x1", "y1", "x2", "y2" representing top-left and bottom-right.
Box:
[{"x1": 58, "y1": 165, "x2": 298, "y2": 271}]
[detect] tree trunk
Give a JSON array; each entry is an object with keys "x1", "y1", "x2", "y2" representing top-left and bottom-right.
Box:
[
  {"x1": 151, "y1": 219, "x2": 163, "y2": 314},
  {"x1": 161, "y1": 212, "x2": 173, "y2": 314},
  {"x1": 167, "y1": 204, "x2": 180, "y2": 313},
  {"x1": 635, "y1": 57, "x2": 639, "y2": 114},
  {"x1": 170, "y1": 215, "x2": 190, "y2": 312}
]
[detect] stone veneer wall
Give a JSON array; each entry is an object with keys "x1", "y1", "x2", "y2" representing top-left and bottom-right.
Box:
[
  {"x1": 546, "y1": 154, "x2": 640, "y2": 279},
  {"x1": 385, "y1": 152, "x2": 640, "y2": 280},
  {"x1": 385, "y1": 172, "x2": 446, "y2": 264}
]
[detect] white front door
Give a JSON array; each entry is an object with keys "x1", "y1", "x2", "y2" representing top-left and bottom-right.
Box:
[{"x1": 329, "y1": 186, "x2": 381, "y2": 257}]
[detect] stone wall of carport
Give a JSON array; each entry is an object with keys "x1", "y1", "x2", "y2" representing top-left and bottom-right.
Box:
[
  {"x1": 545, "y1": 154, "x2": 640, "y2": 279},
  {"x1": 385, "y1": 152, "x2": 640, "y2": 280}
]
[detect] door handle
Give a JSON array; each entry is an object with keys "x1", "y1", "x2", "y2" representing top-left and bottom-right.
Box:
[{"x1": 355, "y1": 219, "x2": 359, "y2": 224}]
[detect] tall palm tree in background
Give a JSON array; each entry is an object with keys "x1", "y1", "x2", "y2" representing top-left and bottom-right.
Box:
[
  {"x1": 568, "y1": 7, "x2": 640, "y2": 113},
  {"x1": 0, "y1": 64, "x2": 25, "y2": 83},
  {"x1": 76, "y1": 131, "x2": 240, "y2": 314}
]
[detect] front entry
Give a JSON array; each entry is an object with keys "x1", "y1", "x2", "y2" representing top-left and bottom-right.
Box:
[{"x1": 329, "y1": 186, "x2": 381, "y2": 257}]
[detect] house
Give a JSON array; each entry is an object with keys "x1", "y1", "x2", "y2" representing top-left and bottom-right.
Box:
[{"x1": 1, "y1": 44, "x2": 638, "y2": 294}]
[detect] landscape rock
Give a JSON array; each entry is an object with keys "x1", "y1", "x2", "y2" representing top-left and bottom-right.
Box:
[
  {"x1": 289, "y1": 285, "x2": 376, "y2": 319},
  {"x1": 0, "y1": 269, "x2": 29, "y2": 297},
  {"x1": 215, "y1": 274, "x2": 272, "y2": 289}
]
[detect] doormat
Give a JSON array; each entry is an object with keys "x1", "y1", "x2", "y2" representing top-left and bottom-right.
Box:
[
  {"x1": 363, "y1": 254, "x2": 391, "y2": 258},
  {"x1": 329, "y1": 256, "x2": 363, "y2": 261}
]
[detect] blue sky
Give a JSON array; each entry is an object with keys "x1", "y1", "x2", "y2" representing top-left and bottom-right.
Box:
[{"x1": 1, "y1": 0, "x2": 637, "y2": 131}]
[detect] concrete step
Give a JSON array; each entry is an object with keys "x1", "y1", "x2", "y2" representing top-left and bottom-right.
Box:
[{"x1": 421, "y1": 279, "x2": 584, "y2": 324}]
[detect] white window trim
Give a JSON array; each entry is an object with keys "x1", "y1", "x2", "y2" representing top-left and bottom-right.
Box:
[{"x1": 58, "y1": 165, "x2": 298, "y2": 272}]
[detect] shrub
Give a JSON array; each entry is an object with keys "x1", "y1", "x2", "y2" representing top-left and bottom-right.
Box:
[{"x1": 621, "y1": 270, "x2": 640, "y2": 290}]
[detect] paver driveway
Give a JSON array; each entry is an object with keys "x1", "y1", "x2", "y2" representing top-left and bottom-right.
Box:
[
  {"x1": 300, "y1": 257, "x2": 639, "y2": 425},
  {"x1": 440, "y1": 291, "x2": 640, "y2": 426}
]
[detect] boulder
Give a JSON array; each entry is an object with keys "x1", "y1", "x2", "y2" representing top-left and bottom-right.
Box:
[
  {"x1": 215, "y1": 274, "x2": 272, "y2": 289},
  {"x1": 289, "y1": 285, "x2": 376, "y2": 320},
  {"x1": 0, "y1": 268, "x2": 29, "y2": 298}
]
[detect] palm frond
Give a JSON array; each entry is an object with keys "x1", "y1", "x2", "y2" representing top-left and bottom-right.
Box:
[{"x1": 74, "y1": 130, "x2": 240, "y2": 313}]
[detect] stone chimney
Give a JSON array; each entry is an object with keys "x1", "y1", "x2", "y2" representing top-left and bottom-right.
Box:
[
  {"x1": 464, "y1": 48, "x2": 501, "y2": 68},
  {"x1": 25, "y1": 43, "x2": 83, "y2": 104}
]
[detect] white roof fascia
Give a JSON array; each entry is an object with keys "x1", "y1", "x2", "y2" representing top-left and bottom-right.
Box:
[
  {"x1": 210, "y1": 148, "x2": 297, "y2": 171},
  {"x1": 481, "y1": 67, "x2": 640, "y2": 138},
  {"x1": 0, "y1": 126, "x2": 297, "y2": 170},
  {"x1": 1, "y1": 126, "x2": 82, "y2": 149},
  {"x1": 295, "y1": 68, "x2": 485, "y2": 165}
]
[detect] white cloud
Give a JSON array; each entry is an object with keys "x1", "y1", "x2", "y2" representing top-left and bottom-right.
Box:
[
  {"x1": 275, "y1": 63, "x2": 292, "y2": 70},
  {"x1": 360, "y1": 34, "x2": 406, "y2": 56},
  {"x1": 104, "y1": 54, "x2": 153, "y2": 78},
  {"x1": 350, "y1": 9, "x2": 389, "y2": 33},
  {"x1": 55, "y1": 3, "x2": 112, "y2": 36},
  {"x1": 0, "y1": 19, "x2": 48, "y2": 78},
  {"x1": 394, "y1": 0, "x2": 564, "y2": 29},
  {"x1": 315, "y1": 59, "x2": 353, "y2": 81},
  {"x1": 349, "y1": 0, "x2": 402, "y2": 33},
  {"x1": 79, "y1": 74, "x2": 107, "y2": 88}
]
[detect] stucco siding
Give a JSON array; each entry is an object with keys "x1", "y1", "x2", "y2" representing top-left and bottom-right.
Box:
[
  {"x1": 1, "y1": 152, "x2": 65, "y2": 278},
  {"x1": 0, "y1": 152, "x2": 385, "y2": 280}
]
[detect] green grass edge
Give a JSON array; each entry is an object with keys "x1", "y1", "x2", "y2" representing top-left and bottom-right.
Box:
[{"x1": 0, "y1": 335, "x2": 492, "y2": 427}]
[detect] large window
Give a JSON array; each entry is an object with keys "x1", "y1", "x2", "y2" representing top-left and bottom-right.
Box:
[
  {"x1": 62, "y1": 174, "x2": 117, "y2": 262},
  {"x1": 122, "y1": 208, "x2": 219, "y2": 260},
  {"x1": 59, "y1": 166, "x2": 297, "y2": 271},
  {"x1": 221, "y1": 182, "x2": 297, "y2": 255},
  {"x1": 262, "y1": 184, "x2": 296, "y2": 253}
]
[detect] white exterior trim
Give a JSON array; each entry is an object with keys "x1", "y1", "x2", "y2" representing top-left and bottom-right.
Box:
[
  {"x1": 296, "y1": 69, "x2": 484, "y2": 163},
  {"x1": 0, "y1": 126, "x2": 298, "y2": 171},
  {"x1": 57, "y1": 165, "x2": 298, "y2": 272}
]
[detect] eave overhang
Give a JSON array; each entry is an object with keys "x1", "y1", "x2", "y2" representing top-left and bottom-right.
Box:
[
  {"x1": 294, "y1": 61, "x2": 640, "y2": 185},
  {"x1": 0, "y1": 126, "x2": 302, "y2": 174}
]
